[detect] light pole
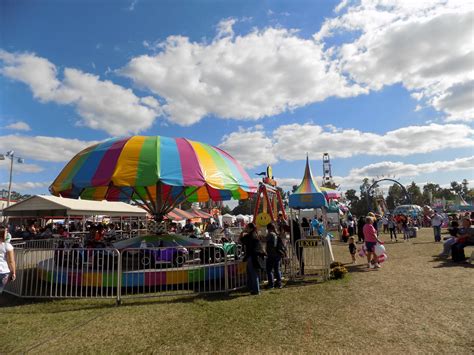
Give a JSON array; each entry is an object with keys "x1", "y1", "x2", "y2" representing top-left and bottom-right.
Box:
[{"x1": 0, "y1": 150, "x2": 24, "y2": 207}]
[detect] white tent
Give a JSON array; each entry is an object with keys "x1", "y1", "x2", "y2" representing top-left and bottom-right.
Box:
[
  {"x1": 221, "y1": 213, "x2": 235, "y2": 224},
  {"x1": 3, "y1": 195, "x2": 147, "y2": 218}
]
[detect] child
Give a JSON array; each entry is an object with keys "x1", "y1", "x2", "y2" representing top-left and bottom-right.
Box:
[
  {"x1": 342, "y1": 227, "x2": 349, "y2": 243},
  {"x1": 348, "y1": 236, "x2": 357, "y2": 264}
]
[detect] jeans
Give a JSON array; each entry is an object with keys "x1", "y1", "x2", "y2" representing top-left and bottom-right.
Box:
[
  {"x1": 246, "y1": 256, "x2": 260, "y2": 294},
  {"x1": 389, "y1": 228, "x2": 397, "y2": 240},
  {"x1": 0, "y1": 272, "x2": 10, "y2": 294},
  {"x1": 433, "y1": 226, "x2": 441, "y2": 242},
  {"x1": 266, "y1": 255, "x2": 282, "y2": 287}
]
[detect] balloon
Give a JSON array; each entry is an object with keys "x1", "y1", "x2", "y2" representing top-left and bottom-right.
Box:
[
  {"x1": 377, "y1": 253, "x2": 388, "y2": 263},
  {"x1": 358, "y1": 247, "x2": 366, "y2": 257},
  {"x1": 374, "y1": 243, "x2": 386, "y2": 256}
]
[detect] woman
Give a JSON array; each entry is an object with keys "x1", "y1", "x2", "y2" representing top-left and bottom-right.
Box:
[
  {"x1": 240, "y1": 223, "x2": 264, "y2": 295},
  {"x1": 363, "y1": 216, "x2": 383, "y2": 269},
  {"x1": 0, "y1": 225, "x2": 16, "y2": 294}
]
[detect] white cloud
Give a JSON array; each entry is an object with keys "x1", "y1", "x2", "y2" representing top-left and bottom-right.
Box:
[
  {"x1": 219, "y1": 127, "x2": 277, "y2": 168},
  {"x1": 346, "y1": 156, "x2": 474, "y2": 182},
  {"x1": 277, "y1": 156, "x2": 474, "y2": 192},
  {"x1": 120, "y1": 26, "x2": 366, "y2": 126},
  {"x1": 0, "y1": 135, "x2": 99, "y2": 162},
  {"x1": 218, "y1": 122, "x2": 474, "y2": 169},
  {"x1": 128, "y1": 0, "x2": 138, "y2": 11},
  {"x1": 273, "y1": 123, "x2": 474, "y2": 161},
  {"x1": 4, "y1": 121, "x2": 31, "y2": 131},
  {"x1": 0, "y1": 51, "x2": 161, "y2": 135},
  {"x1": 320, "y1": 0, "x2": 474, "y2": 122},
  {"x1": 216, "y1": 18, "x2": 237, "y2": 38},
  {"x1": 0, "y1": 181, "x2": 49, "y2": 191},
  {"x1": 0, "y1": 159, "x2": 43, "y2": 173}
]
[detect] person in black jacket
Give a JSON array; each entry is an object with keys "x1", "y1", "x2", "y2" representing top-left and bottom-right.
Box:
[
  {"x1": 292, "y1": 218, "x2": 304, "y2": 275},
  {"x1": 240, "y1": 223, "x2": 265, "y2": 295},
  {"x1": 265, "y1": 223, "x2": 286, "y2": 289}
]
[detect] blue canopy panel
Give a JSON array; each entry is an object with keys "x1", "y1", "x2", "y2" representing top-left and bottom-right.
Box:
[{"x1": 289, "y1": 192, "x2": 328, "y2": 210}]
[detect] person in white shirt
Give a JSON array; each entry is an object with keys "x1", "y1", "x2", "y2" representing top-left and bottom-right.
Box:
[
  {"x1": 0, "y1": 225, "x2": 16, "y2": 294},
  {"x1": 431, "y1": 212, "x2": 444, "y2": 242}
]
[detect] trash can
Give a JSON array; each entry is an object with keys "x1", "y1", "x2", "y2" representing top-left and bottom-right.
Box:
[{"x1": 408, "y1": 227, "x2": 417, "y2": 238}]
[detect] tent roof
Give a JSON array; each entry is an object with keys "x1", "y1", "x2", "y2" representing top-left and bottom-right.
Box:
[
  {"x1": 289, "y1": 157, "x2": 328, "y2": 210},
  {"x1": 3, "y1": 195, "x2": 147, "y2": 217},
  {"x1": 188, "y1": 209, "x2": 213, "y2": 219}
]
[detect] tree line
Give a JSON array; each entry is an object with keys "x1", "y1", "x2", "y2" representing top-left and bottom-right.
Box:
[{"x1": 344, "y1": 178, "x2": 473, "y2": 217}]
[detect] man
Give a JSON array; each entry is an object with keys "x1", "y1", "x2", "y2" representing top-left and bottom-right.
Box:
[
  {"x1": 183, "y1": 219, "x2": 194, "y2": 233},
  {"x1": 431, "y1": 212, "x2": 444, "y2": 242},
  {"x1": 276, "y1": 211, "x2": 288, "y2": 239},
  {"x1": 265, "y1": 223, "x2": 286, "y2": 289}
]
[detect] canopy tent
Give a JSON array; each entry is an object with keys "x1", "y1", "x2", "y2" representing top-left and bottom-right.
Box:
[
  {"x1": 186, "y1": 208, "x2": 213, "y2": 219},
  {"x1": 320, "y1": 186, "x2": 342, "y2": 200},
  {"x1": 288, "y1": 157, "x2": 334, "y2": 275},
  {"x1": 289, "y1": 157, "x2": 328, "y2": 210},
  {"x1": 3, "y1": 195, "x2": 147, "y2": 218},
  {"x1": 49, "y1": 136, "x2": 256, "y2": 221},
  {"x1": 165, "y1": 208, "x2": 195, "y2": 221}
]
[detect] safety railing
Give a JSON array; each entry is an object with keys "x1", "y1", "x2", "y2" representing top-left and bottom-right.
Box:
[
  {"x1": 3, "y1": 244, "x2": 249, "y2": 303},
  {"x1": 4, "y1": 238, "x2": 330, "y2": 303},
  {"x1": 292, "y1": 236, "x2": 330, "y2": 281}
]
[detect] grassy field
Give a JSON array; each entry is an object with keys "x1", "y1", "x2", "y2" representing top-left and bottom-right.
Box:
[{"x1": 1, "y1": 228, "x2": 473, "y2": 354}]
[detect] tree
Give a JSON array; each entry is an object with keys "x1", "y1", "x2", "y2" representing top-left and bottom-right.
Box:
[
  {"x1": 461, "y1": 179, "x2": 469, "y2": 197},
  {"x1": 422, "y1": 183, "x2": 440, "y2": 204},
  {"x1": 386, "y1": 183, "x2": 405, "y2": 210},
  {"x1": 406, "y1": 181, "x2": 424, "y2": 206},
  {"x1": 450, "y1": 181, "x2": 462, "y2": 195},
  {"x1": 344, "y1": 189, "x2": 359, "y2": 209},
  {"x1": 232, "y1": 198, "x2": 254, "y2": 215}
]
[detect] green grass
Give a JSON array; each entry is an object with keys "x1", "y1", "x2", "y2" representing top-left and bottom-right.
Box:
[{"x1": 1, "y1": 228, "x2": 473, "y2": 354}]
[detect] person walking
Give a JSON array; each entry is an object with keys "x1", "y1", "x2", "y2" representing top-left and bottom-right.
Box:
[
  {"x1": 0, "y1": 225, "x2": 16, "y2": 294},
  {"x1": 265, "y1": 223, "x2": 286, "y2": 289},
  {"x1": 363, "y1": 216, "x2": 383, "y2": 269},
  {"x1": 431, "y1": 212, "x2": 444, "y2": 242},
  {"x1": 388, "y1": 216, "x2": 397, "y2": 242},
  {"x1": 240, "y1": 223, "x2": 265, "y2": 295}
]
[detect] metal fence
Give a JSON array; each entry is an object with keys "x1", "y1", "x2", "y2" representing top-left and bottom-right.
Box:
[
  {"x1": 4, "y1": 235, "x2": 332, "y2": 303},
  {"x1": 4, "y1": 244, "x2": 248, "y2": 303},
  {"x1": 291, "y1": 236, "x2": 331, "y2": 282}
]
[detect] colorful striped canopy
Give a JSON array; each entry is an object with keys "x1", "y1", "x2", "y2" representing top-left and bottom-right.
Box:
[
  {"x1": 320, "y1": 187, "x2": 342, "y2": 200},
  {"x1": 50, "y1": 136, "x2": 256, "y2": 219},
  {"x1": 289, "y1": 157, "x2": 328, "y2": 209}
]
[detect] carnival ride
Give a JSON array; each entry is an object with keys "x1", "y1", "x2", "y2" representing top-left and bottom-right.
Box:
[
  {"x1": 252, "y1": 165, "x2": 286, "y2": 227},
  {"x1": 49, "y1": 136, "x2": 256, "y2": 223},
  {"x1": 39, "y1": 136, "x2": 255, "y2": 288}
]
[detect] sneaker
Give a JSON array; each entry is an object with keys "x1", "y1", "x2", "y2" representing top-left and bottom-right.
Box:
[
  {"x1": 374, "y1": 263, "x2": 381, "y2": 268},
  {"x1": 369, "y1": 263, "x2": 375, "y2": 269}
]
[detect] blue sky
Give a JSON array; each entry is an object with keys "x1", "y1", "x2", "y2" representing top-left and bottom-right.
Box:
[{"x1": 1, "y1": 0, "x2": 473, "y2": 202}]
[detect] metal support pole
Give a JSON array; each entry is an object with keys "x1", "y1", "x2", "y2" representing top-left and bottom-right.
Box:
[{"x1": 7, "y1": 154, "x2": 14, "y2": 207}]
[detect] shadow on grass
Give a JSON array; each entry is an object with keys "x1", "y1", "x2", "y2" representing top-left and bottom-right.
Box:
[{"x1": 429, "y1": 256, "x2": 474, "y2": 269}]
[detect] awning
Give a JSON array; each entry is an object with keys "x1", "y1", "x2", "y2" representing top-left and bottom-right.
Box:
[
  {"x1": 165, "y1": 208, "x2": 195, "y2": 221},
  {"x1": 3, "y1": 195, "x2": 147, "y2": 218},
  {"x1": 187, "y1": 208, "x2": 213, "y2": 219}
]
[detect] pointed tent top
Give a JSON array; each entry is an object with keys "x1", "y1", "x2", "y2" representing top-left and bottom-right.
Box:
[
  {"x1": 294, "y1": 156, "x2": 323, "y2": 194},
  {"x1": 289, "y1": 156, "x2": 328, "y2": 209}
]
